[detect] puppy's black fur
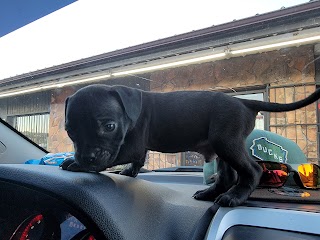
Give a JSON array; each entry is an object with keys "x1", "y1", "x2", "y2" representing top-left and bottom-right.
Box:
[{"x1": 61, "y1": 84, "x2": 320, "y2": 207}]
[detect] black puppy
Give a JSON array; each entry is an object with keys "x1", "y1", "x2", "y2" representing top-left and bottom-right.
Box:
[{"x1": 61, "y1": 84, "x2": 320, "y2": 207}]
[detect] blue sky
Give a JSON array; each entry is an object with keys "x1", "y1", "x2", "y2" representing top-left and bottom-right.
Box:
[
  {"x1": 0, "y1": 0, "x2": 308, "y2": 80},
  {"x1": 0, "y1": 0, "x2": 77, "y2": 37}
]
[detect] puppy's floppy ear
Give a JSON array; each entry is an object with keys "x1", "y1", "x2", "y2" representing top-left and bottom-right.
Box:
[{"x1": 113, "y1": 86, "x2": 142, "y2": 125}]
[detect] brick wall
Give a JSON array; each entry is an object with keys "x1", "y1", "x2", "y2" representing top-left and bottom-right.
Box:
[{"x1": 269, "y1": 85, "x2": 318, "y2": 163}]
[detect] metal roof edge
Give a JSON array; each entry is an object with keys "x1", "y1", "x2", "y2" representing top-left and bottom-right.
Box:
[{"x1": 2, "y1": 0, "x2": 320, "y2": 83}]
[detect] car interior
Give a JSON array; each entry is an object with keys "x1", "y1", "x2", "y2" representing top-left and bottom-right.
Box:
[
  {"x1": 1, "y1": 118, "x2": 320, "y2": 240},
  {"x1": 1, "y1": 1, "x2": 320, "y2": 240}
]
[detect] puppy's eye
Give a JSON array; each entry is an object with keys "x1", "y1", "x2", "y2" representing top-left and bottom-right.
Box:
[{"x1": 105, "y1": 123, "x2": 116, "y2": 132}]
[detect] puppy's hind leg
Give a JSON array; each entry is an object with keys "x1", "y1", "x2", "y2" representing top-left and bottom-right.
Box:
[
  {"x1": 214, "y1": 141, "x2": 262, "y2": 207},
  {"x1": 193, "y1": 158, "x2": 237, "y2": 201}
]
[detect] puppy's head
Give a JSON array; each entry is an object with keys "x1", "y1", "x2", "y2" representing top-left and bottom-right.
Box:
[{"x1": 65, "y1": 84, "x2": 142, "y2": 172}]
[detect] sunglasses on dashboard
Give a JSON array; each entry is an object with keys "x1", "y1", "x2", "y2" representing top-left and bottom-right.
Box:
[{"x1": 257, "y1": 161, "x2": 320, "y2": 189}]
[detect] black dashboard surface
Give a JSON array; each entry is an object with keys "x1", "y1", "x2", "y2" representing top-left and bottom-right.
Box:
[
  {"x1": 2, "y1": 164, "x2": 320, "y2": 240},
  {"x1": 0, "y1": 164, "x2": 212, "y2": 240}
]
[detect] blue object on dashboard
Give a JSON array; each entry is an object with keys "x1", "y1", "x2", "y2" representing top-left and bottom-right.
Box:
[{"x1": 25, "y1": 152, "x2": 75, "y2": 166}]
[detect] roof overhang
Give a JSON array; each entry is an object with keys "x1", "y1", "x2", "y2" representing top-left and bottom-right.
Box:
[{"x1": 1, "y1": 1, "x2": 320, "y2": 98}]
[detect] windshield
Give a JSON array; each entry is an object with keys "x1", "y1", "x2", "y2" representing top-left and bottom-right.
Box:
[{"x1": 0, "y1": 0, "x2": 319, "y2": 171}]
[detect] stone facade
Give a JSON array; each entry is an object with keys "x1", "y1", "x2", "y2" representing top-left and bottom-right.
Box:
[
  {"x1": 46, "y1": 77, "x2": 149, "y2": 153},
  {"x1": 150, "y1": 45, "x2": 315, "y2": 92},
  {"x1": 46, "y1": 45, "x2": 319, "y2": 164},
  {"x1": 48, "y1": 87, "x2": 76, "y2": 153},
  {"x1": 149, "y1": 45, "x2": 318, "y2": 163}
]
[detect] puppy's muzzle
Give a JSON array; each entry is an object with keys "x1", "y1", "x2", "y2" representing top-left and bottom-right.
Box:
[{"x1": 77, "y1": 149, "x2": 112, "y2": 171}]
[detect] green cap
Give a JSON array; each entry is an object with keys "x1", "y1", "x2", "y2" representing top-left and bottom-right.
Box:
[
  {"x1": 204, "y1": 129, "x2": 307, "y2": 184},
  {"x1": 246, "y1": 129, "x2": 307, "y2": 164}
]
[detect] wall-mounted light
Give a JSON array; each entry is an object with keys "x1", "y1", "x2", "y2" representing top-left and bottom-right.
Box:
[
  {"x1": 231, "y1": 35, "x2": 320, "y2": 55},
  {"x1": 0, "y1": 74, "x2": 111, "y2": 98},
  {"x1": 112, "y1": 52, "x2": 226, "y2": 76},
  {"x1": 0, "y1": 28, "x2": 319, "y2": 99}
]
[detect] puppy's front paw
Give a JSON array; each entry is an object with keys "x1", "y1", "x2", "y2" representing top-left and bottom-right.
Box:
[
  {"x1": 193, "y1": 188, "x2": 219, "y2": 201},
  {"x1": 214, "y1": 186, "x2": 250, "y2": 207},
  {"x1": 60, "y1": 158, "x2": 84, "y2": 172},
  {"x1": 119, "y1": 163, "x2": 142, "y2": 177},
  {"x1": 120, "y1": 167, "x2": 138, "y2": 177},
  {"x1": 59, "y1": 158, "x2": 74, "y2": 170},
  {"x1": 214, "y1": 193, "x2": 243, "y2": 207}
]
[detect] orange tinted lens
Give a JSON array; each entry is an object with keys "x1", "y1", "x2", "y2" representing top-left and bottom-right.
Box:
[
  {"x1": 298, "y1": 164, "x2": 320, "y2": 189},
  {"x1": 258, "y1": 162, "x2": 289, "y2": 187}
]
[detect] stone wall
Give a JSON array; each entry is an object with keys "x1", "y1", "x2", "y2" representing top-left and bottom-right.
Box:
[
  {"x1": 47, "y1": 87, "x2": 76, "y2": 153},
  {"x1": 46, "y1": 77, "x2": 149, "y2": 153},
  {"x1": 150, "y1": 45, "x2": 315, "y2": 92},
  {"x1": 150, "y1": 45, "x2": 318, "y2": 163},
  {"x1": 46, "y1": 45, "x2": 319, "y2": 163}
]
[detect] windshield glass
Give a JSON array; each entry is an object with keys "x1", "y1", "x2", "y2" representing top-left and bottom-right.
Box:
[{"x1": 0, "y1": 0, "x2": 319, "y2": 171}]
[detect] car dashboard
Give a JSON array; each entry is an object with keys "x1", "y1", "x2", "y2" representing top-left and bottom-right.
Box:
[
  {"x1": 0, "y1": 205, "x2": 89, "y2": 240},
  {"x1": 0, "y1": 164, "x2": 320, "y2": 240},
  {"x1": 0, "y1": 170, "x2": 97, "y2": 240}
]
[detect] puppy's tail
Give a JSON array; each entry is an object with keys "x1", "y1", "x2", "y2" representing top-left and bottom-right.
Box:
[{"x1": 241, "y1": 87, "x2": 320, "y2": 112}]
